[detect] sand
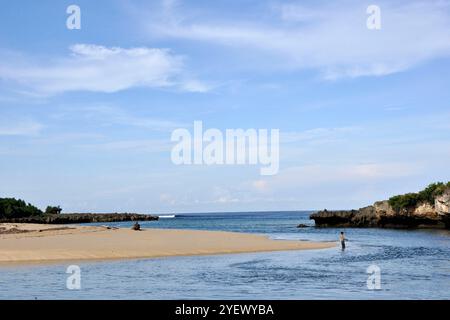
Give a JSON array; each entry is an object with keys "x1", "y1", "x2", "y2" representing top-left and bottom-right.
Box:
[{"x1": 0, "y1": 223, "x2": 335, "y2": 264}]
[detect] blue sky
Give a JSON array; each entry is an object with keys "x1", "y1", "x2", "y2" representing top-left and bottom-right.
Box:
[{"x1": 1, "y1": 0, "x2": 450, "y2": 213}]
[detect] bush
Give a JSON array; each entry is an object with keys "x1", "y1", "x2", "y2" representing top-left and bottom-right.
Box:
[
  {"x1": 418, "y1": 183, "x2": 447, "y2": 204},
  {"x1": 45, "y1": 206, "x2": 62, "y2": 215},
  {"x1": 388, "y1": 182, "x2": 450, "y2": 212},
  {"x1": 389, "y1": 193, "x2": 420, "y2": 212}
]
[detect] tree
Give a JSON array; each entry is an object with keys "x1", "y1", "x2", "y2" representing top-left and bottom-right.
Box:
[
  {"x1": 45, "y1": 206, "x2": 62, "y2": 215},
  {"x1": 0, "y1": 198, "x2": 43, "y2": 218}
]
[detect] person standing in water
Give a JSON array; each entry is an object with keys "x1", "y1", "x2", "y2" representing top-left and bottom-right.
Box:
[{"x1": 339, "y1": 231, "x2": 346, "y2": 250}]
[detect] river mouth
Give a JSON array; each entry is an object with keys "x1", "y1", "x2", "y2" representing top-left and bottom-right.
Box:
[{"x1": 1, "y1": 212, "x2": 449, "y2": 299}]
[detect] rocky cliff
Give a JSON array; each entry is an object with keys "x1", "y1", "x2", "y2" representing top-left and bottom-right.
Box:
[{"x1": 310, "y1": 185, "x2": 450, "y2": 229}]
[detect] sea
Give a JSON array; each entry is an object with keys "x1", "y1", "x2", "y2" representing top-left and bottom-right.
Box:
[{"x1": 0, "y1": 211, "x2": 449, "y2": 299}]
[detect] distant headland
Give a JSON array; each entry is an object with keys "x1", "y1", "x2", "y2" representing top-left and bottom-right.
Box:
[
  {"x1": 310, "y1": 182, "x2": 450, "y2": 229},
  {"x1": 0, "y1": 198, "x2": 158, "y2": 224}
]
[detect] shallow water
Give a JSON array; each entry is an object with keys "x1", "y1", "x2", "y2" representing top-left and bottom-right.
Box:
[{"x1": 0, "y1": 212, "x2": 449, "y2": 299}]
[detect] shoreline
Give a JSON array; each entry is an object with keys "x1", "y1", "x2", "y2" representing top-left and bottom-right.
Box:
[{"x1": 0, "y1": 223, "x2": 335, "y2": 265}]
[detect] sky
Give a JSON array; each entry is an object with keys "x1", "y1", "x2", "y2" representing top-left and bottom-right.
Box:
[{"x1": 0, "y1": 0, "x2": 450, "y2": 213}]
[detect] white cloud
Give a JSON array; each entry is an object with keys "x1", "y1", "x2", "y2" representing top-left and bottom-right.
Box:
[
  {"x1": 80, "y1": 139, "x2": 171, "y2": 153},
  {"x1": 159, "y1": 193, "x2": 176, "y2": 205},
  {"x1": 0, "y1": 120, "x2": 43, "y2": 136},
  {"x1": 252, "y1": 179, "x2": 269, "y2": 192},
  {"x1": 211, "y1": 186, "x2": 241, "y2": 204},
  {"x1": 79, "y1": 105, "x2": 187, "y2": 131},
  {"x1": 146, "y1": 0, "x2": 450, "y2": 79},
  {"x1": 273, "y1": 163, "x2": 422, "y2": 187},
  {"x1": 179, "y1": 79, "x2": 213, "y2": 93},
  {"x1": 281, "y1": 127, "x2": 359, "y2": 144},
  {"x1": 0, "y1": 44, "x2": 209, "y2": 95}
]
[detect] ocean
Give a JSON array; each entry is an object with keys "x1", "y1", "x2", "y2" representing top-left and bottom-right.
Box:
[{"x1": 0, "y1": 211, "x2": 449, "y2": 299}]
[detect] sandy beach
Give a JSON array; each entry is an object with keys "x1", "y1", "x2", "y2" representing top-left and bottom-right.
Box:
[{"x1": 0, "y1": 223, "x2": 334, "y2": 264}]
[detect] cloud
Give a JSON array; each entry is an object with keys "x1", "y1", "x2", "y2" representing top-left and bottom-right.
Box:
[
  {"x1": 159, "y1": 193, "x2": 176, "y2": 205},
  {"x1": 252, "y1": 179, "x2": 269, "y2": 192},
  {"x1": 211, "y1": 186, "x2": 241, "y2": 204},
  {"x1": 0, "y1": 44, "x2": 210, "y2": 95},
  {"x1": 179, "y1": 79, "x2": 213, "y2": 93},
  {"x1": 272, "y1": 163, "x2": 422, "y2": 187},
  {"x1": 79, "y1": 105, "x2": 187, "y2": 131},
  {"x1": 281, "y1": 127, "x2": 359, "y2": 144},
  {"x1": 145, "y1": 0, "x2": 450, "y2": 79},
  {"x1": 0, "y1": 119, "x2": 43, "y2": 136},
  {"x1": 79, "y1": 139, "x2": 171, "y2": 153}
]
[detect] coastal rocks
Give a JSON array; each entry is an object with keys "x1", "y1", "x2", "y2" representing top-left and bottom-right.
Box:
[
  {"x1": 309, "y1": 209, "x2": 356, "y2": 227},
  {"x1": 309, "y1": 207, "x2": 379, "y2": 227},
  {"x1": 413, "y1": 203, "x2": 437, "y2": 218},
  {"x1": 435, "y1": 189, "x2": 450, "y2": 215},
  {"x1": 373, "y1": 201, "x2": 395, "y2": 217},
  {"x1": 310, "y1": 187, "x2": 450, "y2": 229},
  {"x1": 296, "y1": 224, "x2": 309, "y2": 228},
  {"x1": 436, "y1": 190, "x2": 450, "y2": 228}
]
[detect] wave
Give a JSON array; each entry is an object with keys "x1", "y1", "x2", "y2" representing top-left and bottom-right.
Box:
[{"x1": 158, "y1": 215, "x2": 176, "y2": 219}]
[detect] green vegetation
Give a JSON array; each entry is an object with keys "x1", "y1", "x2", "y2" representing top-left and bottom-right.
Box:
[
  {"x1": 0, "y1": 198, "x2": 43, "y2": 219},
  {"x1": 45, "y1": 206, "x2": 62, "y2": 215},
  {"x1": 388, "y1": 182, "x2": 450, "y2": 213},
  {"x1": 0, "y1": 198, "x2": 65, "y2": 219}
]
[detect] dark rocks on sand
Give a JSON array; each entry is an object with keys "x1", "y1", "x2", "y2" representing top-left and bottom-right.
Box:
[{"x1": 131, "y1": 222, "x2": 141, "y2": 231}]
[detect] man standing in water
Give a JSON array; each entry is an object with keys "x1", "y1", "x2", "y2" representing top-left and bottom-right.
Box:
[{"x1": 339, "y1": 232, "x2": 346, "y2": 250}]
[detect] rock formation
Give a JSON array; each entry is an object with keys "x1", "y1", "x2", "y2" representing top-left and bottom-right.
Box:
[{"x1": 310, "y1": 186, "x2": 450, "y2": 229}]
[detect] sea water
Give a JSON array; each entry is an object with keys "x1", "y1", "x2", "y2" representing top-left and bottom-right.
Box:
[{"x1": 0, "y1": 211, "x2": 449, "y2": 299}]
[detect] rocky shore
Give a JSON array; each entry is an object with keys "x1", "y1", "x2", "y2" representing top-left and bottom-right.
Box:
[
  {"x1": 0, "y1": 213, "x2": 159, "y2": 224},
  {"x1": 310, "y1": 184, "x2": 450, "y2": 229}
]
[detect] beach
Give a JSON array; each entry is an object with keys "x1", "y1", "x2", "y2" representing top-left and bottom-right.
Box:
[{"x1": 0, "y1": 223, "x2": 334, "y2": 264}]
